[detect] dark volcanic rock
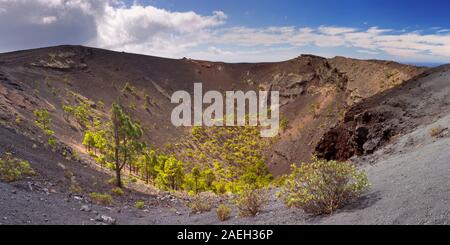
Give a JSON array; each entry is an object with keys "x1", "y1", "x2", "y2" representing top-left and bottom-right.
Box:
[{"x1": 316, "y1": 65, "x2": 450, "y2": 161}]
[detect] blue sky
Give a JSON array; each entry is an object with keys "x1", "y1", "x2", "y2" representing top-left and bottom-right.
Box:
[
  {"x1": 1, "y1": 0, "x2": 450, "y2": 64},
  {"x1": 143, "y1": 0, "x2": 450, "y2": 29}
]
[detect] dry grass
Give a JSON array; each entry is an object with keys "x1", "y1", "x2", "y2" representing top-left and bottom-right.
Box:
[
  {"x1": 429, "y1": 126, "x2": 444, "y2": 138},
  {"x1": 187, "y1": 192, "x2": 216, "y2": 214},
  {"x1": 90, "y1": 192, "x2": 113, "y2": 206},
  {"x1": 216, "y1": 204, "x2": 232, "y2": 222},
  {"x1": 235, "y1": 187, "x2": 267, "y2": 217}
]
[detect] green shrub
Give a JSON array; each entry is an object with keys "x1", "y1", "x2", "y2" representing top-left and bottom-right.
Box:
[
  {"x1": 280, "y1": 116, "x2": 289, "y2": 132},
  {"x1": 107, "y1": 177, "x2": 116, "y2": 185},
  {"x1": 34, "y1": 109, "x2": 52, "y2": 131},
  {"x1": 187, "y1": 192, "x2": 215, "y2": 214},
  {"x1": 0, "y1": 153, "x2": 35, "y2": 182},
  {"x1": 271, "y1": 175, "x2": 288, "y2": 187},
  {"x1": 135, "y1": 201, "x2": 145, "y2": 209},
  {"x1": 235, "y1": 186, "x2": 267, "y2": 217},
  {"x1": 90, "y1": 192, "x2": 113, "y2": 205},
  {"x1": 122, "y1": 82, "x2": 137, "y2": 96},
  {"x1": 111, "y1": 187, "x2": 124, "y2": 196},
  {"x1": 216, "y1": 204, "x2": 232, "y2": 222},
  {"x1": 48, "y1": 137, "x2": 57, "y2": 147},
  {"x1": 279, "y1": 156, "x2": 369, "y2": 215},
  {"x1": 15, "y1": 116, "x2": 22, "y2": 124}
]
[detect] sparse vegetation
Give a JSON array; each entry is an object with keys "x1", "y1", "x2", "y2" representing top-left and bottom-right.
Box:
[
  {"x1": 111, "y1": 187, "x2": 124, "y2": 196},
  {"x1": 279, "y1": 156, "x2": 369, "y2": 215},
  {"x1": 34, "y1": 108, "x2": 54, "y2": 136},
  {"x1": 135, "y1": 201, "x2": 145, "y2": 209},
  {"x1": 109, "y1": 103, "x2": 144, "y2": 187},
  {"x1": 80, "y1": 110, "x2": 273, "y2": 195},
  {"x1": 308, "y1": 102, "x2": 321, "y2": 118},
  {"x1": 280, "y1": 116, "x2": 289, "y2": 132},
  {"x1": 48, "y1": 137, "x2": 57, "y2": 148},
  {"x1": 430, "y1": 126, "x2": 444, "y2": 138},
  {"x1": 15, "y1": 115, "x2": 22, "y2": 125},
  {"x1": 188, "y1": 192, "x2": 215, "y2": 214},
  {"x1": 216, "y1": 204, "x2": 232, "y2": 222},
  {"x1": 90, "y1": 192, "x2": 113, "y2": 206},
  {"x1": 69, "y1": 182, "x2": 83, "y2": 194},
  {"x1": 61, "y1": 94, "x2": 96, "y2": 128},
  {"x1": 0, "y1": 153, "x2": 35, "y2": 182},
  {"x1": 122, "y1": 82, "x2": 140, "y2": 99},
  {"x1": 235, "y1": 186, "x2": 267, "y2": 217},
  {"x1": 62, "y1": 104, "x2": 74, "y2": 121}
]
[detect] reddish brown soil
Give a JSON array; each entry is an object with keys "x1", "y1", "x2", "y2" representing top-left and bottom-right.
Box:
[{"x1": 0, "y1": 45, "x2": 425, "y2": 177}]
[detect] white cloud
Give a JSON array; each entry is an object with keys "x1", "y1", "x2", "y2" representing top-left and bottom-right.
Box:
[
  {"x1": 358, "y1": 49, "x2": 379, "y2": 55},
  {"x1": 0, "y1": 0, "x2": 450, "y2": 62},
  {"x1": 206, "y1": 26, "x2": 450, "y2": 61},
  {"x1": 207, "y1": 46, "x2": 231, "y2": 55},
  {"x1": 94, "y1": 4, "x2": 226, "y2": 54},
  {"x1": 0, "y1": 0, "x2": 103, "y2": 50},
  {"x1": 42, "y1": 16, "x2": 57, "y2": 24},
  {"x1": 318, "y1": 26, "x2": 357, "y2": 35}
]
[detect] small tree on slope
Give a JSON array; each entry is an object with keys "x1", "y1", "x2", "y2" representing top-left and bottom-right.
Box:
[{"x1": 110, "y1": 103, "x2": 143, "y2": 187}]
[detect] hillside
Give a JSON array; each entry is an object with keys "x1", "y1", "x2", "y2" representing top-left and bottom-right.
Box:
[
  {"x1": 0, "y1": 45, "x2": 425, "y2": 175},
  {"x1": 316, "y1": 65, "x2": 450, "y2": 161},
  {"x1": 1, "y1": 45, "x2": 438, "y2": 225}
]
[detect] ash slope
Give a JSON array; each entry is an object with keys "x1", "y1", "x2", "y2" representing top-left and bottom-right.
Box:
[
  {"x1": 3, "y1": 114, "x2": 450, "y2": 225},
  {"x1": 1, "y1": 45, "x2": 442, "y2": 225},
  {"x1": 0, "y1": 45, "x2": 424, "y2": 175},
  {"x1": 133, "y1": 66, "x2": 450, "y2": 225}
]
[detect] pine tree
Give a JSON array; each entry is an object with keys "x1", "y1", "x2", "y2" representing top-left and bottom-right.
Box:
[
  {"x1": 191, "y1": 167, "x2": 201, "y2": 193},
  {"x1": 82, "y1": 130, "x2": 95, "y2": 153},
  {"x1": 158, "y1": 156, "x2": 184, "y2": 190},
  {"x1": 139, "y1": 149, "x2": 158, "y2": 183},
  {"x1": 109, "y1": 103, "x2": 143, "y2": 187},
  {"x1": 202, "y1": 169, "x2": 216, "y2": 190}
]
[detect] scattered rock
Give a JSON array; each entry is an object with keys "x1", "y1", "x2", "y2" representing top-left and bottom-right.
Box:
[
  {"x1": 437, "y1": 128, "x2": 449, "y2": 138},
  {"x1": 96, "y1": 215, "x2": 116, "y2": 225},
  {"x1": 80, "y1": 205, "x2": 91, "y2": 212},
  {"x1": 27, "y1": 182, "x2": 33, "y2": 191},
  {"x1": 57, "y1": 162, "x2": 67, "y2": 170},
  {"x1": 363, "y1": 138, "x2": 381, "y2": 154},
  {"x1": 74, "y1": 196, "x2": 83, "y2": 201}
]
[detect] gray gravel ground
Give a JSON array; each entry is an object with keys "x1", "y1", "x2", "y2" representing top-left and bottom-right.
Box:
[
  {"x1": 2, "y1": 114, "x2": 450, "y2": 225},
  {"x1": 130, "y1": 114, "x2": 450, "y2": 225}
]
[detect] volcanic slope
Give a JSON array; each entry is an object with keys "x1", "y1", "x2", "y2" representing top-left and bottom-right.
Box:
[
  {"x1": 1, "y1": 45, "x2": 443, "y2": 225},
  {"x1": 0, "y1": 45, "x2": 425, "y2": 175}
]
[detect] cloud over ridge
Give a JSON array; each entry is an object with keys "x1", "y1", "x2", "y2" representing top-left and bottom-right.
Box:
[{"x1": 0, "y1": 0, "x2": 450, "y2": 62}]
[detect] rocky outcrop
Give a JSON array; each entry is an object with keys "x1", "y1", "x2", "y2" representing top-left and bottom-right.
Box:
[{"x1": 316, "y1": 65, "x2": 450, "y2": 161}]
